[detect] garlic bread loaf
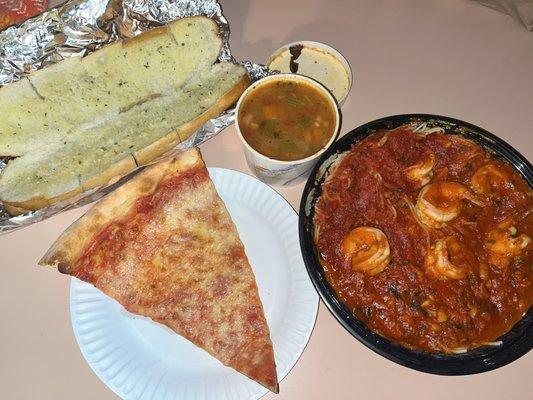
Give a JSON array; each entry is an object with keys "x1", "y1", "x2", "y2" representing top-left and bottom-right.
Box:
[{"x1": 0, "y1": 16, "x2": 249, "y2": 214}]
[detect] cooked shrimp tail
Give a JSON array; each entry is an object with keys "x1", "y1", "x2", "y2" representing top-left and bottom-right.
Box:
[
  {"x1": 485, "y1": 220, "x2": 531, "y2": 268},
  {"x1": 425, "y1": 237, "x2": 470, "y2": 280},
  {"x1": 342, "y1": 227, "x2": 391, "y2": 275},
  {"x1": 416, "y1": 182, "x2": 484, "y2": 228}
]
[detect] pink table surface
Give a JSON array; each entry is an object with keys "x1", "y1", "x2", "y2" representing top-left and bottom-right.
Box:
[{"x1": 1, "y1": 0, "x2": 532, "y2": 399}]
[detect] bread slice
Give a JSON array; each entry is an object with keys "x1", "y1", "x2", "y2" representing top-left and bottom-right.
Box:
[
  {"x1": 0, "y1": 78, "x2": 69, "y2": 156},
  {"x1": 0, "y1": 17, "x2": 249, "y2": 214},
  {"x1": 135, "y1": 65, "x2": 250, "y2": 165},
  {"x1": 166, "y1": 16, "x2": 224, "y2": 76},
  {"x1": 133, "y1": 62, "x2": 250, "y2": 164},
  {"x1": 28, "y1": 56, "x2": 101, "y2": 128},
  {"x1": 0, "y1": 141, "x2": 86, "y2": 210},
  {"x1": 111, "y1": 17, "x2": 222, "y2": 94},
  {"x1": 0, "y1": 17, "x2": 223, "y2": 157},
  {"x1": 81, "y1": 18, "x2": 222, "y2": 112}
]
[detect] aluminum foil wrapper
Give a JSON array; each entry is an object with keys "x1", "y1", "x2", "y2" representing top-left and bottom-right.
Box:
[{"x1": 0, "y1": 0, "x2": 272, "y2": 233}]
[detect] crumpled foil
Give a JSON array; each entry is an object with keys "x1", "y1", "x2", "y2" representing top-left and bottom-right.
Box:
[{"x1": 0, "y1": 0, "x2": 271, "y2": 233}]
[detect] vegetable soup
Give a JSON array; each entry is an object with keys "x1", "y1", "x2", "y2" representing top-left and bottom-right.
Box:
[{"x1": 238, "y1": 79, "x2": 336, "y2": 161}]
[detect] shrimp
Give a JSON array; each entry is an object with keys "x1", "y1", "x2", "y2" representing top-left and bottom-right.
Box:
[
  {"x1": 425, "y1": 237, "x2": 470, "y2": 280},
  {"x1": 415, "y1": 182, "x2": 484, "y2": 228},
  {"x1": 341, "y1": 227, "x2": 391, "y2": 275},
  {"x1": 471, "y1": 164, "x2": 511, "y2": 194},
  {"x1": 485, "y1": 220, "x2": 531, "y2": 268},
  {"x1": 405, "y1": 152, "x2": 436, "y2": 187}
]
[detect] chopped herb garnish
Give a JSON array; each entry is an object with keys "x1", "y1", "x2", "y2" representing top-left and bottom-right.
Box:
[
  {"x1": 514, "y1": 256, "x2": 524, "y2": 264},
  {"x1": 298, "y1": 114, "x2": 311, "y2": 129},
  {"x1": 361, "y1": 306, "x2": 372, "y2": 319},
  {"x1": 388, "y1": 283, "x2": 402, "y2": 299},
  {"x1": 262, "y1": 119, "x2": 278, "y2": 137},
  {"x1": 285, "y1": 96, "x2": 301, "y2": 108}
]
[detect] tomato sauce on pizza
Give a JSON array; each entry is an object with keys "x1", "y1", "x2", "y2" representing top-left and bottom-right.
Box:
[{"x1": 40, "y1": 149, "x2": 278, "y2": 392}]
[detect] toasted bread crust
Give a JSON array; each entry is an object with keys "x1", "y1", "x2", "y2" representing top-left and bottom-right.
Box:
[
  {"x1": 2, "y1": 155, "x2": 138, "y2": 215},
  {"x1": 3, "y1": 186, "x2": 84, "y2": 215},
  {"x1": 80, "y1": 155, "x2": 138, "y2": 192},
  {"x1": 3, "y1": 203, "x2": 32, "y2": 216},
  {"x1": 135, "y1": 73, "x2": 250, "y2": 165}
]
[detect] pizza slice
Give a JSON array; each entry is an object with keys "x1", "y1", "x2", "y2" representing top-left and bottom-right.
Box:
[{"x1": 39, "y1": 148, "x2": 278, "y2": 393}]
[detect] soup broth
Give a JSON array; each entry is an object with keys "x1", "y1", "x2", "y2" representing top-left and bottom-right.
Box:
[{"x1": 238, "y1": 79, "x2": 336, "y2": 161}]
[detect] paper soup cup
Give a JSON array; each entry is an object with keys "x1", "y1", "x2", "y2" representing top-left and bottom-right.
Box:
[{"x1": 235, "y1": 74, "x2": 340, "y2": 186}]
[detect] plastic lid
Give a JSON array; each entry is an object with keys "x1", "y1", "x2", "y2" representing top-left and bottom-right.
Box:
[{"x1": 268, "y1": 41, "x2": 352, "y2": 105}]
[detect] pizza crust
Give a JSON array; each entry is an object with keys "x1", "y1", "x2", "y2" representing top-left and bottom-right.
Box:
[{"x1": 39, "y1": 149, "x2": 202, "y2": 273}]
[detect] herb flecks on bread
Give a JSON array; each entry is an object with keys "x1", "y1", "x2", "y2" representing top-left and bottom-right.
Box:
[{"x1": 0, "y1": 16, "x2": 249, "y2": 214}]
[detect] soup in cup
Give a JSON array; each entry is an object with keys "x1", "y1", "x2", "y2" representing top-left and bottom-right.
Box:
[{"x1": 235, "y1": 74, "x2": 340, "y2": 185}]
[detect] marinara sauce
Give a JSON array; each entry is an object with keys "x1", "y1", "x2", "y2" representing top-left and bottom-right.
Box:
[{"x1": 314, "y1": 127, "x2": 532, "y2": 352}]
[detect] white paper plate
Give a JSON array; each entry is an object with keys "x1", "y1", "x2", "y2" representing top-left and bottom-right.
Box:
[{"x1": 70, "y1": 167, "x2": 319, "y2": 400}]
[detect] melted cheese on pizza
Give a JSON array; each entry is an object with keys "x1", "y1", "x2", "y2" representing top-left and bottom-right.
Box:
[{"x1": 72, "y1": 160, "x2": 277, "y2": 391}]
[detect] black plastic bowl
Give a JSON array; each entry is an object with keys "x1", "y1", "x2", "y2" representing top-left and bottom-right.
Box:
[{"x1": 298, "y1": 114, "x2": 532, "y2": 375}]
